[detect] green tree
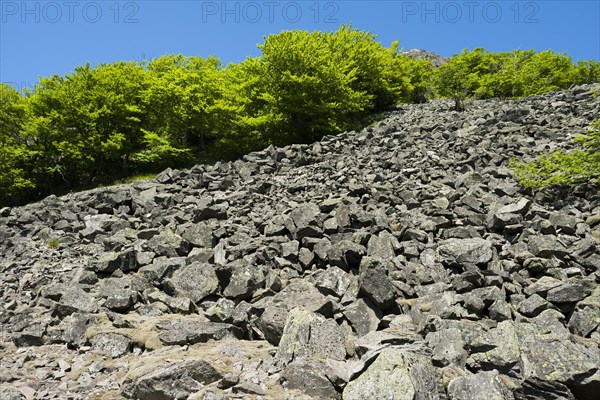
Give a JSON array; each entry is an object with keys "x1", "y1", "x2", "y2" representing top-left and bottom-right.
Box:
[
  {"x1": 141, "y1": 55, "x2": 223, "y2": 166},
  {"x1": 433, "y1": 48, "x2": 599, "y2": 107},
  {"x1": 512, "y1": 120, "x2": 600, "y2": 188},
  {"x1": 574, "y1": 60, "x2": 600, "y2": 85},
  {"x1": 249, "y1": 25, "x2": 420, "y2": 144},
  {"x1": 257, "y1": 27, "x2": 369, "y2": 143},
  {"x1": 211, "y1": 57, "x2": 283, "y2": 157},
  {"x1": 0, "y1": 84, "x2": 35, "y2": 205},
  {"x1": 24, "y1": 61, "x2": 149, "y2": 188},
  {"x1": 433, "y1": 48, "x2": 490, "y2": 109},
  {"x1": 514, "y1": 50, "x2": 579, "y2": 96},
  {"x1": 388, "y1": 51, "x2": 434, "y2": 103}
]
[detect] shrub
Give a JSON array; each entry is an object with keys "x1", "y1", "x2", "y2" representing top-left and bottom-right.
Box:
[{"x1": 512, "y1": 120, "x2": 600, "y2": 188}]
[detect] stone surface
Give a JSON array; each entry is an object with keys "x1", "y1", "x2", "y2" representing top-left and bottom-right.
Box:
[
  {"x1": 157, "y1": 319, "x2": 244, "y2": 345},
  {"x1": 282, "y1": 360, "x2": 341, "y2": 399},
  {"x1": 438, "y1": 238, "x2": 493, "y2": 266},
  {"x1": 122, "y1": 359, "x2": 222, "y2": 399},
  {"x1": 276, "y1": 308, "x2": 346, "y2": 367},
  {"x1": 1, "y1": 84, "x2": 600, "y2": 399},
  {"x1": 447, "y1": 370, "x2": 514, "y2": 400},
  {"x1": 342, "y1": 348, "x2": 416, "y2": 400},
  {"x1": 164, "y1": 262, "x2": 219, "y2": 303}
]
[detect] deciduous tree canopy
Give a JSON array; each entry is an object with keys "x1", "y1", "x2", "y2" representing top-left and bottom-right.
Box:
[{"x1": 0, "y1": 27, "x2": 598, "y2": 206}]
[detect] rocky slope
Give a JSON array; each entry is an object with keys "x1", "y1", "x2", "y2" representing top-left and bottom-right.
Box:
[
  {"x1": 1, "y1": 84, "x2": 599, "y2": 400},
  {"x1": 401, "y1": 49, "x2": 448, "y2": 67}
]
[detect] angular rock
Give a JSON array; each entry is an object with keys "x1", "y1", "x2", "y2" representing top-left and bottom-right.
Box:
[
  {"x1": 568, "y1": 293, "x2": 600, "y2": 337},
  {"x1": 315, "y1": 266, "x2": 353, "y2": 298},
  {"x1": 181, "y1": 222, "x2": 215, "y2": 248},
  {"x1": 282, "y1": 360, "x2": 341, "y2": 399},
  {"x1": 528, "y1": 235, "x2": 569, "y2": 258},
  {"x1": 516, "y1": 322, "x2": 600, "y2": 390},
  {"x1": 0, "y1": 387, "x2": 24, "y2": 400},
  {"x1": 54, "y1": 286, "x2": 98, "y2": 316},
  {"x1": 287, "y1": 203, "x2": 323, "y2": 240},
  {"x1": 546, "y1": 282, "x2": 590, "y2": 304},
  {"x1": 518, "y1": 294, "x2": 553, "y2": 317},
  {"x1": 257, "y1": 281, "x2": 335, "y2": 345},
  {"x1": 164, "y1": 262, "x2": 218, "y2": 304},
  {"x1": 343, "y1": 348, "x2": 416, "y2": 400},
  {"x1": 145, "y1": 230, "x2": 191, "y2": 257},
  {"x1": 327, "y1": 240, "x2": 366, "y2": 270},
  {"x1": 514, "y1": 378, "x2": 575, "y2": 400},
  {"x1": 223, "y1": 263, "x2": 267, "y2": 300},
  {"x1": 468, "y1": 321, "x2": 521, "y2": 372},
  {"x1": 122, "y1": 359, "x2": 222, "y2": 399},
  {"x1": 276, "y1": 307, "x2": 346, "y2": 367},
  {"x1": 447, "y1": 370, "x2": 514, "y2": 400},
  {"x1": 438, "y1": 238, "x2": 493, "y2": 266},
  {"x1": 343, "y1": 298, "x2": 381, "y2": 337},
  {"x1": 90, "y1": 248, "x2": 138, "y2": 273},
  {"x1": 90, "y1": 333, "x2": 131, "y2": 358},
  {"x1": 367, "y1": 231, "x2": 400, "y2": 259},
  {"x1": 358, "y1": 257, "x2": 397, "y2": 310},
  {"x1": 157, "y1": 319, "x2": 244, "y2": 345}
]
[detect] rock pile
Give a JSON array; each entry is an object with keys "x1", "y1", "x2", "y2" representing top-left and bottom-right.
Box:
[
  {"x1": 1, "y1": 84, "x2": 599, "y2": 400},
  {"x1": 401, "y1": 49, "x2": 448, "y2": 67}
]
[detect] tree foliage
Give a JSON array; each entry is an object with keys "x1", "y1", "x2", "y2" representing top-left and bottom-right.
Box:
[
  {"x1": 0, "y1": 84, "x2": 35, "y2": 205},
  {"x1": 433, "y1": 48, "x2": 600, "y2": 109},
  {"x1": 512, "y1": 120, "x2": 600, "y2": 189},
  {"x1": 0, "y1": 28, "x2": 599, "y2": 206}
]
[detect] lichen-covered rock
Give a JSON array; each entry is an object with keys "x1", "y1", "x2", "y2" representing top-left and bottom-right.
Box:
[
  {"x1": 223, "y1": 262, "x2": 268, "y2": 300},
  {"x1": 342, "y1": 348, "x2": 416, "y2": 400},
  {"x1": 164, "y1": 262, "x2": 218, "y2": 303},
  {"x1": 257, "y1": 281, "x2": 335, "y2": 345},
  {"x1": 358, "y1": 257, "x2": 398, "y2": 310},
  {"x1": 90, "y1": 332, "x2": 131, "y2": 358},
  {"x1": 122, "y1": 359, "x2": 222, "y2": 399},
  {"x1": 282, "y1": 360, "x2": 341, "y2": 399},
  {"x1": 438, "y1": 238, "x2": 493, "y2": 266},
  {"x1": 157, "y1": 319, "x2": 244, "y2": 345},
  {"x1": 276, "y1": 307, "x2": 346, "y2": 367},
  {"x1": 448, "y1": 370, "x2": 514, "y2": 400},
  {"x1": 516, "y1": 322, "x2": 600, "y2": 390}
]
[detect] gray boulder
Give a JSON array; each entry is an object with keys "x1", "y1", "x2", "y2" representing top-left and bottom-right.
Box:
[
  {"x1": 54, "y1": 286, "x2": 98, "y2": 316},
  {"x1": 358, "y1": 257, "x2": 398, "y2": 310},
  {"x1": 343, "y1": 348, "x2": 416, "y2": 400},
  {"x1": 223, "y1": 262, "x2": 267, "y2": 300},
  {"x1": 157, "y1": 319, "x2": 244, "y2": 345},
  {"x1": 122, "y1": 359, "x2": 222, "y2": 399},
  {"x1": 438, "y1": 238, "x2": 493, "y2": 266},
  {"x1": 448, "y1": 370, "x2": 514, "y2": 400},
  {"x1": 282, "y1": 360, "x2": 341, "y2": 399},
  {"x1": 164, "y1": 262, "x2": 218, "y2": 303},
  {"x1": 276, "y1": 307, "x2": 346, "y2": 367},
  {"x1": 257, "y1": 281, "x2": 336, "y2": 345},
  {"x1": 343, "y1": 298, "x2": 381, "y2": 337}
]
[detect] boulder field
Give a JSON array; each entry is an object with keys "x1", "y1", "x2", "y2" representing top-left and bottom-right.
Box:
[{"x1": 1, "y1": 84, "x2": 599, "y2": 399}]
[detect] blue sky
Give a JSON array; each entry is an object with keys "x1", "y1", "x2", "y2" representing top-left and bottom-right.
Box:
[{"x1": 1, "y1": 0, "x2": 599, "y2": 91}]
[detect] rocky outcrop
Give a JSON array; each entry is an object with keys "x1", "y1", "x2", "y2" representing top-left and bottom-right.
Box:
[
  {"x1": 1, "y1": 84, "x2": 599, "y2": 399},
  {"x1": 401, "y1": 49, "x2": 448, "y2": 67}
]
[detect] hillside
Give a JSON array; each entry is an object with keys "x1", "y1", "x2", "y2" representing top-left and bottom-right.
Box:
[{"x1": 1, "y1": 84, "x2": 599, "y2": 400}]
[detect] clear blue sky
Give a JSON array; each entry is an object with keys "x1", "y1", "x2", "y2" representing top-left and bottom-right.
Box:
[{"x1": 1, "y1": 0, "x2": 599, "y2": 91}]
